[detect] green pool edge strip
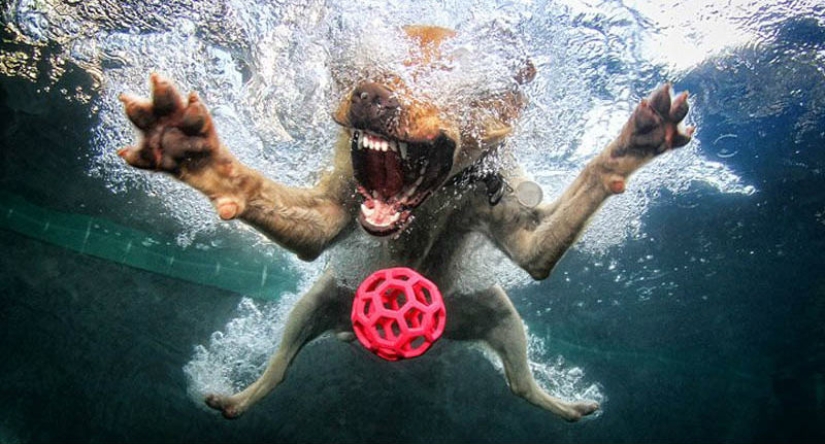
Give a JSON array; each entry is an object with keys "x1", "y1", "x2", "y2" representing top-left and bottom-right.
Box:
[{"x1": 0, "y1": 191, "x2": 296, "y2": 301}]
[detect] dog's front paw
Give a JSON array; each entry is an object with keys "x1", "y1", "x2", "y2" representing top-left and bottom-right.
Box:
[
  {"x1": 617, "y1": 83, "x2": 694, "y2": 158},
  {"x1": 600, "y1": 84, "x2": 695, "y2": 193},
  {"x1": 205, "y1": 393, "x2": 245, "y2": 420},
  {"x1": 118, "y1": 74, "x2": 221, "y2": 173}
]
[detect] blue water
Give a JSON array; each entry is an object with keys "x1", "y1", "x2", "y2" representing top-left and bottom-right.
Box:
[{"x1": 2, "y1": 1, "x2": 824, "y2": 442}]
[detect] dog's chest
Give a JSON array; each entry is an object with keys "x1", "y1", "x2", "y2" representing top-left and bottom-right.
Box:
[{"x1": 330, "y1": 194, "x2": 474, "y2": 289}]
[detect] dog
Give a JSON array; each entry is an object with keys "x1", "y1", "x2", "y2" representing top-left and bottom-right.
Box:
[{"x1": 117, "y1": 25, "x2": 693, "y2": 422}]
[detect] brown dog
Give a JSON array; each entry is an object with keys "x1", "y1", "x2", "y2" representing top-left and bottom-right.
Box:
[{"x1": 118, "y1": 25, "x2": 692, "y2": 422}]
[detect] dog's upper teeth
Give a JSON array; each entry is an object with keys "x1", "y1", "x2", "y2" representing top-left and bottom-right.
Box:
[{"x1": 399, "y1": 142, "x2": 408, "y2": 159}]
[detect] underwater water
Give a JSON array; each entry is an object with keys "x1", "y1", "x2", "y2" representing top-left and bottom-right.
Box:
[{"x1": 1, "y1": 0, "x2": 824, "y2": 442}]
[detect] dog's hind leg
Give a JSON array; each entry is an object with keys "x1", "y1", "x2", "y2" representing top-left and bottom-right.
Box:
[
  {"x1": 446, "y1": 285, "x2": 599, "y2": 422},
  {"x1": 205, "y1": 270, "x2": 349, "y2": 419}
]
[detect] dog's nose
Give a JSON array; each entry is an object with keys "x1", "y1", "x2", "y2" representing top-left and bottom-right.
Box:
[{"x1": 349, "y1": 82, "x2": 401, "y2": 133}]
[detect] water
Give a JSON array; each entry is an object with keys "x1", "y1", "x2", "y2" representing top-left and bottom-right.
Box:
[{"x1": 1, "y1": 0, "x2": 824, "y2": 442}]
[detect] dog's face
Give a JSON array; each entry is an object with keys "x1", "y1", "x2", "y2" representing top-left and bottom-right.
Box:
[{"x1": 332, "y1": 26, "x2": 535, "y2": 236}]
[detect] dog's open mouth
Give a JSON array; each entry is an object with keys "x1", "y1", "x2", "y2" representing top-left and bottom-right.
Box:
[{"x1": 350, "y1": 129, "x2": 455, "y2": 236}]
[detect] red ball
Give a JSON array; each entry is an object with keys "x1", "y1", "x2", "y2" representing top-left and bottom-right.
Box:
[{"x1": 351, "y1": 267, "x2": 447, "y2": 361}]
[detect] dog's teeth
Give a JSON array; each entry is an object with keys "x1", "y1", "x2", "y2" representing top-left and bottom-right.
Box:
[
  {"x1": 399, "y1": 142, "x2": 407, "y2": 159},
  {"x1": 388, "y1": 140, "x2": 397, "y2": 153},
  {"x1": 381, "y1": 140, "x2": 389, "y2": 152},
  {"x1": 404, "y1": 185, "x2": 418, "y2": 198},
  {"x1": 414, "y1": 176, "x2": 424, "y2": 187},
  {"x1": 360, "y1": 203, "x2": 375, "y2": 217},
  {"x1": 354, "y1": 130, "x2": 362, "y2": 149}
]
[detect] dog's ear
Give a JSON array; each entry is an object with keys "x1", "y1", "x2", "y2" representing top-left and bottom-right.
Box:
[
  {"x1": 474, "y1": 58, "x2": 534, "y2": 147},
  {"x1": 466, "y1": 84, "x2": 531, "y2": 149},
  {"x1": 402, "y1": 25, "x2": 457, "y2": 66},
  {"x1": 478, "y1": 115, "x2": 513, "y2": 147}
]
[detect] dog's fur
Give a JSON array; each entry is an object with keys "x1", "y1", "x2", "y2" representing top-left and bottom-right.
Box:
[{"x1": 118, "y1": 25, "x2": 693, "y2": 422}]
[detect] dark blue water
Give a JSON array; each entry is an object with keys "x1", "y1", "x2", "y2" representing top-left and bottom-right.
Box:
[{"x1": 2, "y1": 5, "x2": 824, "y2": 444}]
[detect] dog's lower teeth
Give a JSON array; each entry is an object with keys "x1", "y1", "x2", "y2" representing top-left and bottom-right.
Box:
[{"x1": 360, "y1": 203, "x2": 375, "y2": 217}]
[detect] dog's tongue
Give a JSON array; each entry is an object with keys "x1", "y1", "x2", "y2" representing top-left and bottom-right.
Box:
[{"x1": 364, "y1": 149, "x2": 403, "y2": 198}]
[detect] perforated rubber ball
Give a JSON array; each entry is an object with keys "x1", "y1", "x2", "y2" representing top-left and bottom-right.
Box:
[{"x1": 351, "y1": 267, "x2": 446, "y2": 361}]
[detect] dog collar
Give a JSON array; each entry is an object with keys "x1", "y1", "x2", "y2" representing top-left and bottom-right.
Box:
[{"x1": 447, "y1": 164, "x2": 510, "y2": 206}]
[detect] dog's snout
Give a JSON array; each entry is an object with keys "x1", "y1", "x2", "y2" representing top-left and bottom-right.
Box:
[
  {"x1": 352, "y1": 82, "x2": 396, "y2": 108},
  {"x1": 349, "y1": 82, "x2": 400, "y2": 133}
]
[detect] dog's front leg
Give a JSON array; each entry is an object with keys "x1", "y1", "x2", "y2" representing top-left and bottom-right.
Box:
[
  {"x1": 205, "y1": 270, "x2": 350, "y2": 419},
  {"x1": 446, "y1": 286, "x2": 599, "y2": 421},
  {"x1": 118, "y1": 74, "x2": 353, "y2": 260},
  {"x1": 490, "y1": 84, "x2": 694, "y2": 279}
]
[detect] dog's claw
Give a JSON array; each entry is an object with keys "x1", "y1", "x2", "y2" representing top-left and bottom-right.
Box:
[
  {"x1": 648, "y1": 82, "x2": 672, "y2": 118},
  {"x1": 120, "y1": 93, "x2": 156, "y2": 130},
  {"x1": 670, "y1": 90, "x2": 689, "y2": 122},
  {"x1": 150, "y1": 72, "x2": 185, "y2": 116}
]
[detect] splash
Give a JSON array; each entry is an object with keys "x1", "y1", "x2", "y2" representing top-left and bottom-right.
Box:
[
  {"x1": 473, "y1": 325, "x2": 607, "y2": 414},
  {"x1": 183, "y1": 296, "x2": 296, "y2": 401}
]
